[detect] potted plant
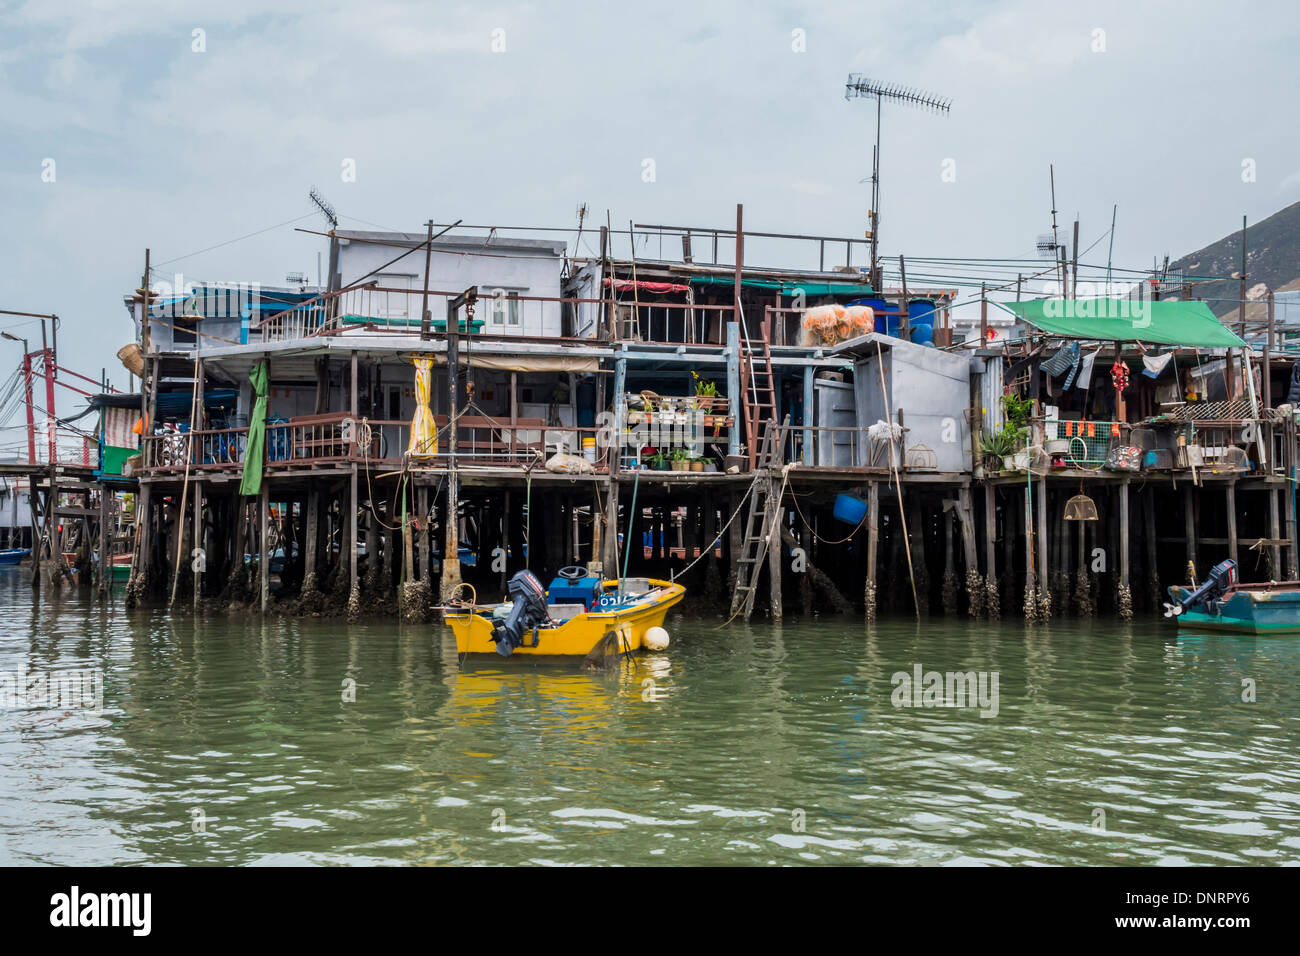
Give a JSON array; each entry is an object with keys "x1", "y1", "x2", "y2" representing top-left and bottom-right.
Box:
[
  {"x1": 650, "y1": 451, "x2": 671, "y2": 471},
  {"x1": 703, "y1": 457, "x2": 717, "y2": 472},
  {"x1": 691, "y1": 371, "x2": 720, "y2": 411},
  {"x1": 978, "y1": 424, "x2": 1026, "y2": 471},
  {"x1": 690, "y1": 455, "x2": 705, "y2": 472},
  {"x1": 671, "y1": 448, "x2": 690, "y2": 471}
]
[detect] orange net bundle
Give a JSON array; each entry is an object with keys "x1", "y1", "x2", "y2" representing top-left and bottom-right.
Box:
[{"x1": 801, "y1": 304, "x2": 872, "y2": 346}]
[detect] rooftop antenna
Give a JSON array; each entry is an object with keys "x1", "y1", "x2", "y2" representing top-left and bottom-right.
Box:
[
  {"x1": 309, "y1": 186, "x2": 338, "y2": 229},
  {"x1": 573, "y1": 202, "x2": 588, "y2": 261},
  {"x1": 310, "y1": 187, "x2": 339, "y2": 292},
  {"x1": 844, "y1": 74, "x2": 950, "y2": 291}
]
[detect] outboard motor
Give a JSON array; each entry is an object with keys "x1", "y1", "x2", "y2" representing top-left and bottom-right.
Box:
[
  {"x1": 491, "y1": 570, "x2": 549, "y2": 656},
  {"x1": 1164, "y1": 559, "x2": 1238, "y2": 617}
]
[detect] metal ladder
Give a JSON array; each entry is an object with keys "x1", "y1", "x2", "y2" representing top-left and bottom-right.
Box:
[
  {"x1": 738, "y1": 312, "x2": 777, "y2": 471},
  {"x1": 729, "y1": 419, "x2": 785, "y2": 620}
]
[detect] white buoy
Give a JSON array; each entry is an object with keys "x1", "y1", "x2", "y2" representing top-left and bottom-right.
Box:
[{"x1": 643, "y1": 626, "x2": 670, "y2": 651}]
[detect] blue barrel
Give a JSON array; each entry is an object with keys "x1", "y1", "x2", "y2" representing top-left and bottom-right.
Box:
[
  {"x1": 910, "y1": 323, "x2": 934, "y2": 347},
  {"x1": 833, "y1": 493, "x2": 869, "y2": 525},
  {"x1": 908, "y1": 300, "x2": 936, "y2": 327}
]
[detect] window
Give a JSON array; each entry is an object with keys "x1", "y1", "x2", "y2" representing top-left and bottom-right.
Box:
[
  {"x1": 483, "y1": 287, "x2": 525, "y2": 328},
  {"x1": 376, "y1": 274, "x2": 415, "y2": 319},
  {"x1": 172, "y1": 318, "x2": 198, "y2": 346}
]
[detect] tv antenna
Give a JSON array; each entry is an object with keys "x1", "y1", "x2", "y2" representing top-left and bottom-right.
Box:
[
  {"x1": 309, "y1": 186, "x2": 338, "y2": 229},
  {"x1": 844, "y1": 74, "x2": 950, "y2": 290}
]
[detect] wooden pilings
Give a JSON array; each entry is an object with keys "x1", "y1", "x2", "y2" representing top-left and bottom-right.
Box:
[{"x1": 864, "y1": 481, "x2": 879, "y2": 623}]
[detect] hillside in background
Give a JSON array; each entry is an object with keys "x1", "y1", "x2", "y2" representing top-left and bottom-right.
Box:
[{"x1": 1168, "y1": 199, "x2": 1300, "y2": 320}]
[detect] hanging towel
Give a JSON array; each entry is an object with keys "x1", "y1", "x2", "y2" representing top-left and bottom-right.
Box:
[
  {"x1": 1076, "y1": 347, "x2": 1102, "y2": 390},
  {"x1": 1142, "y1": 351, "x2": 1175, "y2": 379}
]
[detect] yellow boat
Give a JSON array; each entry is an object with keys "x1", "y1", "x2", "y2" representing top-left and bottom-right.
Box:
[{"x1": 444, "y1": 568, "x2": 685, "y2": 659}]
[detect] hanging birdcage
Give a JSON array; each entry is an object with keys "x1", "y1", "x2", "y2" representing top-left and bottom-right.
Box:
[{"x1": 1064, "y1": 493, "x2": 1098, "y2": 521}]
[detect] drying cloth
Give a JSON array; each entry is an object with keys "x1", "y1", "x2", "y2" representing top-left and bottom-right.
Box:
[
  {"x1": 239, "y1": 359, "x2": 268, "y2": 497},
  {"x1": 1075, "y1": 347, "x2": 1101, "y2": 390},
  {"x1": 407, "y1": 355, "x2": 437, "y2": 457},
  {"x1": 1142, "y1": 351, "x2": 1175, "y2": 379},
  {"x1": 1288, "y1": 361, "x2": 1300, "y2": 405},
  {"x1": 1041, "y1": 341, "x2": 1080, "y2": 379}
]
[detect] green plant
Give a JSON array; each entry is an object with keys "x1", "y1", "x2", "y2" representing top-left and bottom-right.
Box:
[
  {"x1": 691, "y1": 371, "x2": 718, "y2": 397},
  {"x1": 1000, "y1": 393, "x2": 1034, "y2": 429},
  {"x1": 672, "y1": 447, "x2": 690, "y2": 461},
  {"x1": 979, "y1": 422, "x2": 1028, "y2": 459}
]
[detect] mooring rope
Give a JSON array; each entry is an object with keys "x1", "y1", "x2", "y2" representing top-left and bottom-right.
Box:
[{"x1": 670, "y1": 467, "x2": 763, "y2": 582}]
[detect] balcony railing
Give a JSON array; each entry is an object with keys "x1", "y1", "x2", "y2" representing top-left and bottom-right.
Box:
[{"x1": 140, "y1": 413, "x2": 611, "y2": 474}]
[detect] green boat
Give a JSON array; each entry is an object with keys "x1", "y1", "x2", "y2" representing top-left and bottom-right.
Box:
[
  {"x1": 109, "y1": 553, "x2": 132, "y2": 583},
  {"x1": 1165, "y1": 559, "x2": 1300, "y2": 634}
]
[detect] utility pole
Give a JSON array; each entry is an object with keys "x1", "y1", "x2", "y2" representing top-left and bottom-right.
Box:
[
  {"x1": 419, "y1": 220, "x2": 434, "y2": 340},
  {"x1": 1071, "y1": 219, "x2": 1080, "y2": 299},
  {"x1": 1238, "y1": 215, "x2": 1248, "y2": 338}
]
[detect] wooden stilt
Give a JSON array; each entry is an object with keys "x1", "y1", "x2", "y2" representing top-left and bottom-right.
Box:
[
  {"x1": 440, "y1": 470, "x2": 461, "y2": 601},
  {"x1": 865, "y1": 481, "x2": 879, "y2": 622},
  {"x1": 1184, "y1": 483, "x2": 1197, "y2": 580},
  {"x1": 958, "y1": 486, "x2": 979, "y2": 618},
  {"x1": 348, "y1": 464, "x2": 359, "y2": 614},
  {"x1": 1117, "y1": 478, "x2": 1132, "y2": 620},
  {"x1": 303, "y1": 487, "x2": 320, "y2": 597},
  {"x1": 97, "y1": 486, "x2": 109, "y2": 598},
  {"x1": 1287, "y1": 474, "x2": 1299, "y2": 579},
  {"x1": 1269, "y1": 484, "x2": 1282, "y2": 579},
  {"x1": 1035, "y1": 477, "x2": 1050, "y2": 619},
  {"x1": 192, "y1": 479, "x2": 203, "y2": 608},
  {"x1": 1226, "y1": 481, "x2": 1238, "y2": 565},
  {"x1": 1023, "y1": 482, "x2": 1037, "y2": 620},
  {"x1": 417, "y1": 485, "x2": 430, "y2": 587},
  {"x1": 603, "y1": 480, "x2": 620, "y2": 574},
  {"x1": 589, "y1": 487, "x2": 602, "y2": 573},
  {"x1": 767, "y1": 500, "x2": 783, "y2": 621},
  {"x1": 259, "y1": 485, "x2": 270, "y2": 613},
  {"x1": 983, "y1": 483, "x2": 999, "y2": 618}
]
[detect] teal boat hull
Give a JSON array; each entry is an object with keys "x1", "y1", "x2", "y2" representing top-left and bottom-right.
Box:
[{"x1": 1168, "y1": 583, "x2": 1300, "y2": 634}]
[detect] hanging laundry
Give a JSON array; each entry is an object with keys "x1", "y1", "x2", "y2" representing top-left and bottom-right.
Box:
[
  {"x1": 1076, "y1": 347, "x2": 1102, "y2": 390},
  {"x1": 1041, "y1": 341, "x2": 1081, "y2": 382},
  {"x1": 1142, "y1": 351, "x2": 1175, "y2": 379},
  {"x1": 1287, "y1": 360, "x2": 1300, "y2": 405}
]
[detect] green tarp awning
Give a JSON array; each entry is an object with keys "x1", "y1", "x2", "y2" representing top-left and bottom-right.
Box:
[
  {"x1": 1003, "y1": 298, "x2": 1245, "y2": 348},
  {"x1": 688, "y1": 276, "x2": 875, "y2": 297},
  {"x1": 239, "y1": 359, "x2": 268, "y2": 497}
]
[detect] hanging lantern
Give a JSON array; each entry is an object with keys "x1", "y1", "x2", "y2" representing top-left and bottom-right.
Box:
[{"x1": 1064, "y1": 494, "x2": 1098, "y2": 521}]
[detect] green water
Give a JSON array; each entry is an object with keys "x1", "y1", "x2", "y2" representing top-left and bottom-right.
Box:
[{"x1": 1, "y1": 568, "x2": 1298, "y2": 866}]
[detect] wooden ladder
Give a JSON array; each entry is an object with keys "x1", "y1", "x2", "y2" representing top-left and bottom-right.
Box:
[
  {"x1": 729, "y1": 419, "x2": 785, "y2": 620},
  {"x1": 738, "y1": 311, "x2": 777, "y2": 471}
]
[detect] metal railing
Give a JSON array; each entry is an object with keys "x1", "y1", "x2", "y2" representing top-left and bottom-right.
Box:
[{"x1": 141, "y1": 416, "x2": 611, "y2": 473}]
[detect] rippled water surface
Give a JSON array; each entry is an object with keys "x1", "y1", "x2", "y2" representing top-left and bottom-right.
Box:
[{"x1": 2, "y1": 568, "x2": 1298, "y2": 865}]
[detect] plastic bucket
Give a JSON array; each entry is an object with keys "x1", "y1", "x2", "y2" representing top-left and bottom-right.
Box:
[
  {"x1": 582, "y1": 436, "x2": 596, "y2": 463},
  {"x1": 833, "y1": 493, "x2": 869, "y2": 525}
]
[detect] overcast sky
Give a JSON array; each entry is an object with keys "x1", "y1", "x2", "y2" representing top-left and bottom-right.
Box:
[{"x1": 3, "y1": 0, "x2": 1299, "y2": 410}]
